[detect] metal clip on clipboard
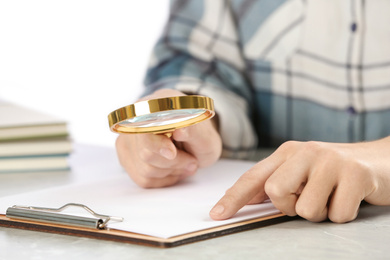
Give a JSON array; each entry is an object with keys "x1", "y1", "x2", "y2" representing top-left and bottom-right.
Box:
[{"x1": 6, "y1": 203, "x2": 124, "y2": 230}]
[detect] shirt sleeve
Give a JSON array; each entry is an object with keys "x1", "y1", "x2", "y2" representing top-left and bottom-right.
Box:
[{"x1": 142, "y1": 0, "x2": 258, "y2": 159}]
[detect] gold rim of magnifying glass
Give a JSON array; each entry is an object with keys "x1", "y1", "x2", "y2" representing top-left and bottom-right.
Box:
[{"x1": 108, "y1": 95, "x2": 215, "y2": 134}]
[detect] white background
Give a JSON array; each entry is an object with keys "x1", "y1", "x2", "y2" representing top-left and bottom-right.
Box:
[{"x1": 0, "y1": 0, "x2": 169, "y2": 147}]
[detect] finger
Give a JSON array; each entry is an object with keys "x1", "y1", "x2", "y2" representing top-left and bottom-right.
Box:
[
  {"x1": 131, "y1": 169, "x2": 182, "y2": 188},
  {"x1": 247, "y1": 192, "x2": 269, "y2": 205},
  {"x1": 116, "y1": 134, "x2": 177, "y2": 179},
  {"x1": 137, "y1": 133, "x2": 177, "y2": 161},
  {"x1": 124, "y1": 155, "x2": 195, "y2": 187},
  {"x1": 294, "y1": 166, "x2": 337, "y2": 222},
  {"x1": 139, "y1": 150, "x2": 198, "y2": 178},
  {"x1": 327, "y1": 183, "x2": 362, "y2": 223},
  {"x1": 327, "y1": 169, "x2": 368, "y2": 223},
  {"x1": 118, "y1": 133, "x2": 198, "y2": 181},
  {"x1": 209, "y1": 153, "x2": 285, "y2": 220},
  {"x1": 264, "y1": 152, "x2": 311, "y2": 216},
  {"x1": 116, "y1": 133, "x2": 177, "y2": 173},
  {"x1": 135, "y1": 161, "x2": 174, "y2": 179},
  {"x1": 172, "y1": 120, "x2": 222, "y2": 167},
  {"x1": 137, "y1": 139, "x2": 198, "y2": 170}
]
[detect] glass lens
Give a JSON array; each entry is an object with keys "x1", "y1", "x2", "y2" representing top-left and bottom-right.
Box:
[{"x1": 118, "y1": 109, "x2": 205, "y2": 128}]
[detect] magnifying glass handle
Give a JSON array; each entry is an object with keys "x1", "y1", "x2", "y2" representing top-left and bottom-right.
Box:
[
  {"x1": 164, "y1": 132, "x2": 173, "y2": 138},
  {"x1": 159, "y1": 131, "x2": 185, "y2": 151},
  {"x1": 153, "y1": 131, "x2": 173, "y2": 138}
]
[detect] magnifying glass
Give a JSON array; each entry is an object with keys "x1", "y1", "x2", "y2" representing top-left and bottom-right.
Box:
[{"x1": 108, "y1": 95, "x2": 215, "y2": 137}]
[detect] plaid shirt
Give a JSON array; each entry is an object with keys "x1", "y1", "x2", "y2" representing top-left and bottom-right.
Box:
[{"x1": 143, "y1": 0, "x2": 390, "y2": 159}]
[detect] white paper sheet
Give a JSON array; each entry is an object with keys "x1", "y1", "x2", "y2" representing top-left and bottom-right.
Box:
[{"x1": 0, "y1": 159, "x2": 280, "y2": 239}]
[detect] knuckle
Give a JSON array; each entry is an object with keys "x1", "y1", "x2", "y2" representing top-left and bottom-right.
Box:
[
  {"x1": 142, "y1": 164, "x2": 172, "y2": 179},
  {"x1": 142, "y1": 164, "x2": 160, "y2": 178},
  {"x1": 302, "y1": 141, "x2": 327, "y2": 155},
  {"x1": 278, "y1": 140, "x2": 300, "y2": 152},
  {"x1": 264, "y1": 180, "x2": 285, "y2": 200},
  {"x1": 300, "y1": 141, "x2": 345, "y2": 163},
  {"x1": 138, "y1": 148, "x2": 155, "y2": 162}
]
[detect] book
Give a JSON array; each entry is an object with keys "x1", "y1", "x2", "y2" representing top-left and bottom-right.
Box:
[
  {"x1": 0, "y1": 137, "x2": 72, "y2": 157},
  {"x1": 0, "y1": 101, "x2": 68, "y2": 141},
  {"x1": 0, "y1": 101, "x2": 71, "y2": 172},
  {"x1": 0, "y1": 159, "x2": 287, "y2": 247},
  {"x1": 0, "y1": 155, "x2": 69, "y2": 173}
]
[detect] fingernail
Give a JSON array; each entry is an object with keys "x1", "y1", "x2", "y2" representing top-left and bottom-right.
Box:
[
  {"x1": 210, "y1": 205, "x2": 224, "y2": 216},
  {"x1": 160, "y1": 148, "x2": 175, "y2": 160}
]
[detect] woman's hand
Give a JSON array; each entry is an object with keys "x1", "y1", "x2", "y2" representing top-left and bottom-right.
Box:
[
  {"x1": 210, "y1": 138, "x2": 390, "y2": 223},
  {"x1": 115, "y1": 89, "x2": 222, "y2": 188}
]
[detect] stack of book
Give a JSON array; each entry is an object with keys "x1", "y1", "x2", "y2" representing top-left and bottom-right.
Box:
[{"x1": 0, "y1": 101, "x2": 72, "y2": 173}]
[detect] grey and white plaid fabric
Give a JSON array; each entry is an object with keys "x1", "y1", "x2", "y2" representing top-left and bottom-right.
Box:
[{"x1": 142, "y1": 0, "x2": 390, "y2": 159}]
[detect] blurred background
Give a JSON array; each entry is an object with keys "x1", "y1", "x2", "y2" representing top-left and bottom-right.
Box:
[{"x1": 0, "y1": 0, "x2": 169, "y2": 147}]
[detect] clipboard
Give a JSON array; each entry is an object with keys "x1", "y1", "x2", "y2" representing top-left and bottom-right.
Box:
[
  {"x1": 0, "y1": 159, "x2": 290, "y2": 248},
  {"x1": 0, "y1": 203, "x2": 287, "y2": 248}
]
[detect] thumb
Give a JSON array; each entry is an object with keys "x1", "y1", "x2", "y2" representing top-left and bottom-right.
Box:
[{"x1": 172, "y1": 120, "x2": 222, "y2": 167}]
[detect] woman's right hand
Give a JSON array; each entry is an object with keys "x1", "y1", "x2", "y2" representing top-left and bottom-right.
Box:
[{"x1": 115, "y1": 89, "x2": 222, "y2": 188}]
